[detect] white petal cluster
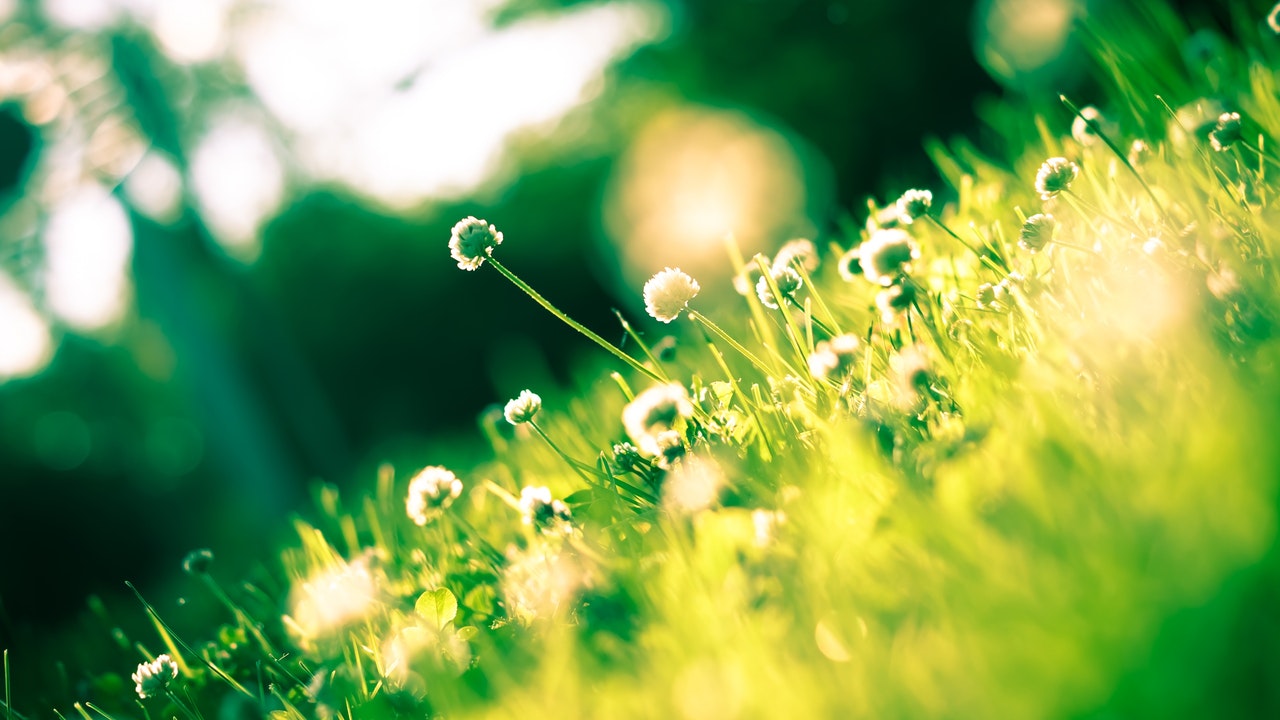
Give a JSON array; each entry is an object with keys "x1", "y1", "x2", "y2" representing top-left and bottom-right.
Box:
[
  {"x1": 503, "y1": 389, "x2": 542, "y2": 425},
  {"x1": 518, "y1": 485, "x2": 573, "y2": 534},
  {"x1": 132, "y1": 653, "x2": 178, "y2": 699},
  {"x1": 808, "y1": 334, "x2": 861, "y2": 381},
  {"x1": 1034, "y1": 157, "x2": 1079, "y2": 199},
  {"x1": 405, "y1": 466, "x2": 463, "y2": 525},
  {"x1": 643, "y1": 267, "x2": 700, "y2": 323},
  {"x1": 858, "y1": 228, "x2": 920, "y2": 286},
  {"x1": 623, "y1": 383, "x2": 694, "y2": 457},
  {"x1": 448, "y1": 216, "x2": 503, "y2": 271},
  {"x1": 895, "y1": 189, "x2": 933, "y2": 223}
]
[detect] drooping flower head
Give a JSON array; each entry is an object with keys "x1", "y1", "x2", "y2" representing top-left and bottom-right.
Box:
[
  {"x1": 623, "y1": 383, "x2": 695, "y2": 457},
  {"x1": 406, "y1": 466, "x2": 463, "y2": 525},
  {"x1": 1210, "y1": 111, "x2": 1242, "y2": 152},
  {"x1": 1034, "y1": 157, "x2": 1079, "y2": 199},
  {"x1": 133, "y1": 654, "x2": 179, "y2": 699},
  {"x1": 895, "y1": 189, "x2": 933, "y2": 223},
  {"x1": 518, "y1": 485, "x2": 573, "y2": 535},
  {"x1": 858, "y1": 228, "x2": 920, "y2": 286},
  {"x1": 1018, "y1": 213, "x2": 1057, "y2": 253},
  {"x1": 756, "y1": 265, "x2": 803, "y2": 309},
  {"x1": 808, "y1": 334, "x2": 861, "y2": 381},
  {"x1": 644, "y1": 267, "x2": 700, "y2": 323},
  {"x1": 449, "y1": 216, "x2": 503, "y2": 270},
  {"x1": 504, "y1": 390, "x2": 542, "y2": 425}
]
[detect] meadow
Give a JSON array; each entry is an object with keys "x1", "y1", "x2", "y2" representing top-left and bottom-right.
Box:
[{"x1": 7, "y1": 1, "x2": 1280, "y2": 717}]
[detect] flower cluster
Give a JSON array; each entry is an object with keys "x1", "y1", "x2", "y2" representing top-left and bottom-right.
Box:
[
  {"x1": 858, "y1": 228, "x2": 920, "y2": 286},
  {"x1": 504, "y1": 390, "x2": 542, "y2": 425},
  {"x1": 895, "y1": 189, "x2": 932, "y2": 223},
  {"x1": 406, "y1": 466, "x2": 463, "y2": 526},
  {"x1": 644, "y1": 268, "x2": 700, "y2": 323},
  {"x1": 518, "y1": 485, "x2": 574, "y2": 535},
  {"x1": 132, "y1": 654, "x2": 178, "y2": 699},
  {"x1": 1035, "y1": 157, "x2": 1079, "y2": 199},
  {"x1": 623, "y1": 383, "x2": 694, "y2": 461},
  {"x1": 1018, "y1": 213, "x2": 1056, "y2": 253},
  {"x1": 808, "y1": 334, "x2": 860, "y2": 381},
  {"x1": 449, "y1": 216, "x2": 504, "y2": 271}
]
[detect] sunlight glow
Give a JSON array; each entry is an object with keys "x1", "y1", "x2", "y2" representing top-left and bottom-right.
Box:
[
  {"x1": 189, "y1": 111, "x2": 285, "y2": 257},
  {"x1": 0, "y1": 273, "x2": 53, "y2": 381},
  {"x1": 42, "y1": 183, "x2": 133, "y2": 330}
]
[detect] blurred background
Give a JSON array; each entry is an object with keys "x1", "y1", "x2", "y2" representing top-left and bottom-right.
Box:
[{"x1": 0, "y1": 0, "x2": 1202, "y2": 692}]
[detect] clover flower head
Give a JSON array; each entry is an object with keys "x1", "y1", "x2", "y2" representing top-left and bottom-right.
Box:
[
  {"x1": 773, "y1": 238, "x2": 819, "y2": 272},
  {"x1": 1035, "y1": 157, "x2": 1079, "y2": 199},
  {"x1": 837, "y1": 246, "x2": 863, "y2": 281},
  {"x1": 976, "y1": 282, "x2": 1006, "y2": 310},
  {"x1": 1019, "y1": 213, "x2": 1057, "y2": 253},
  {"x1": 756, "y1": 265, "x2": 803, "y2": 309},
  {"x1": 1270, "y1": 3, "x2": 1280, "y2": 34},
  {"x1": 623, "y1": 383, "x2": 694, "y2": 457},
  {"x1": 133, "y1": 653, "x2": 178, "y2": 699},
  {"x1": 518, "y1": 485, "x2": 573, "y2": 534},
  {"x1": 808, "y1": 333, "x2": 860, "y2": 381},
  {"x1": 612, "y1": 442, "x2": 647, "y2": 472},
  {"x1": 858, "y1": 228, "x2": 920, "y2": 286},
  {"x1": 449, "y1": 216, "x2": 503, "y2": 271},
  {"x1": 644, "y1": 267, "x2": 700, "y2": 323},
  {"x1": 406, "y1": 466, "x2": 463, "y2": 525},
  {"x1": 1071, "y1": 106, "x2": 1112, "y2": 147},
  {"x1": 1210, "y1": 111, "x2": 1242, "y2": 151},
  {"x1": 875, "y1": 282, "x2": 917, "y2": 323},
  {"x1": 895, "y1": 189, "x2": 933, "y2": 223},
  {"x1": 503, "y1": 389, "x2": 542, "y2": 425}
]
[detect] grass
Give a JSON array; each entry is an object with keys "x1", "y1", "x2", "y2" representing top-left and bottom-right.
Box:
[{"x1": 11, "y1": 0, "x2": 1280, "y2": 717}]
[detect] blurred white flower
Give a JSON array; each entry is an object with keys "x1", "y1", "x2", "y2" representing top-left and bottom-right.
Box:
[
  {"x1": 1034, "y1": 156, "x2": 1079, "y2": 199},
  {"x1": 623, "y1": 383, "x2": 694, "y2": 457},
  {"x1": 518, "y1": 485, "x2": 573, "y2": 535},
  {"x1": 406, "y1": 466, "x2": 463, "y2": 525},
  {"x1": 895, "y1": 189, "x2": 932, "y2": 223},
  {"x1": 808, "y1": 334, "x2": 860, "y2": 381},
  {"x1": 755, "y1": 265, "x2": 802, "y2": 309},
  {"x1": 858, "y1": 228, "x2": 919, "y2": 286}
]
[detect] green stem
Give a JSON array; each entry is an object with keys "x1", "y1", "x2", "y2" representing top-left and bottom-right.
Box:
[
  {"x1": 487, "y1": 257, "x2": 662, "y2": 384},
  {"x1": 926, "y1": 215, "x2": 1007, "y2": 273}
]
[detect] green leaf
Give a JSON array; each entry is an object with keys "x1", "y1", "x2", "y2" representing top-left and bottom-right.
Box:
[{"x1": 415, "y1": 587, "x2": 458, "y2": 630}]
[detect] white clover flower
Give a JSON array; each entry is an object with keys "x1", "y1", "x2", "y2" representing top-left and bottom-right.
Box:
[
  {"x1": 732, "y1": 261, "x2": 766, "y2": 296},
  {"x1": 807, "y1": 334, "x2": 860, "y2": 381},
  {"x1": 644, "y1": 267, "x2": 700, "y2": 323},
  {"x1": 1210, "y1": 111, "x2": 1242, "y2": 152},
  {"x1": 1018, "y1": 213, "x2": 1057, "y2": 253},
  {"x1": 895, "y1": 189, "x2": 933, "y2": 223},
  {"x1": 518, "y1": 485, "x2": 573, "y2": 534},
  {"x1": 975, "y1": 282, "x2": 1006, "y2": 310},
  {"x1": 132, "y1": 653, "x2": 178, "y2": 699},
  {"x1": 1271, "y1": 3, "x2": 1280, "y2": 34},
  {"x1": 858, "y1": 228, "x2": 920, "y2": 286},
  {"x1": 448, "y1": 216, "x2": 503, "y2": 271},
  {"x1": 1071, "y1": 106, "x2": 1115, "y2": 147},
  {"x1": 875, "y1": 283, "x2": 916, "y2": 324},
  {"x1": 623, "y1": 383, "x2": 694, "y2": 457},
  {"x1": 755, "y1": 265, "x2": 802, "y2": 309},
  {"x1": 1034, "y1": 157, "x2": 1079, "y2": 199},
  {"x1": 837, "y1": 246, "x2": 863, "y2": 281},
  {"x1": 503, "y1": 390, "x2": 542, "y2": 425},
  {"x1": 406, "y1": 466, "x2": 463, "y2": 526},
  {"x1": 773, "y1": 238, "x2": 819, "y2": 272}
]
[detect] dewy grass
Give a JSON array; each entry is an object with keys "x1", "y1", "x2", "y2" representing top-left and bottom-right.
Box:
[{"x1": 13, "y1": 1, "x2": 1280, "y2": 718}]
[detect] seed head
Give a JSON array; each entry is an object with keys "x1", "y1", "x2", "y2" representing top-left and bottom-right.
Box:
[
  {"x1": 644, "y1": 267, "x2": 700, "y2": 323},
  {"x1": 503, "y1": 390, "x2": 542, "y2": 425},
  {"x1": 756, "y1": 266, "x2": 803, "y2": 309},
  {"x1": 448, "y1": 216, "x2": 503, "y2": 271},
  {"x1": 1035, "y1": 157, "x2": 1079, "y2": 199},
  {"x1": 1018, "y1": 213, "x2": 1057, "y2": 253},
  {"x1": 406, "y1": 466, "x2": 463, "y2": 526},
  {"x1": 133, "y1": 654, "x2": 179, "y2": 699},
  {"x1": 895, "y1": 189, "x2": 933, "y2": 223},
  {"x1": 858, "y1": 228, "x2": 920, "y2": 286},
  {"x1": 1210, "y1": 112, "x2": 1242, "y2": 152}
]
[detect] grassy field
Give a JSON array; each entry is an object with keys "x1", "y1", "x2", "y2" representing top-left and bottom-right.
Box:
[{"x1": 9, "y1": 1, "x2": 1280, "y2": 718}]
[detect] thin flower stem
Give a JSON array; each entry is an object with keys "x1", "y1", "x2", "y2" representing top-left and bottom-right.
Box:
[
  {"x1": 487, "y1": 257, "x2": 663, "y2": 384},
  {"x1": 687, "y1": 310, "x2": 776, "y2": 377},
  {"x1": 926, "y1": 215, "x2": 1008, "y2": 273},
  {"x1": 530, "y1": 422, "x2": 656, "y2": 503}
]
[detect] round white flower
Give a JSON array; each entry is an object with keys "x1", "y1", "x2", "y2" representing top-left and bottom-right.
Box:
[
  {"x1": 755, "y1": 266, "x2": 803, "y2": 309},
  {"x1": 808, "y1": 334, "x2": 860, "y2": 381},
  {"x1": 858, "y1": 228, "x2": 920, "y2": 286},
  {"x1": 1034, "y1": 157, "x2": 1079, "y2": 199},
  {"x1": 503, "y1": 390, "x2": 542, "y2": 425},
  {"x1": 895, "y1": 189, "x2": 933, "y2": 223},
  {"x1": 623, "y1": 383, "x2": 694, "y2": 457},
  {"x1": 132, "y1": 653, "x2": 178, "y2": 699},
  {"x1": 406, "y1": 466, "x2": 463, "y2": 525},
  {"x1": 518, "y1": 485, "x2": 573, "y2": 534},
  {"x1": 449, "y1": 216, "x2": 503, "y2": 271},
  {"x1": 643, "y1": 267, "x2": 700, "y2": 323}
]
